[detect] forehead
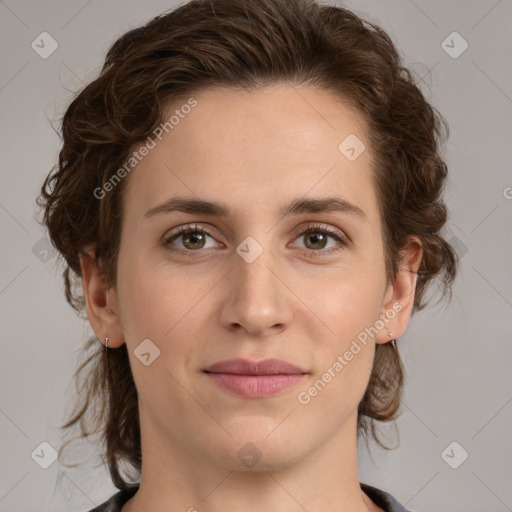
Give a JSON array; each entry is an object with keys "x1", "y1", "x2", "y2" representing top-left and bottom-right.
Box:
[
  {"x1": 122, "y1": 84, "x2": 377, "y2": 223},
  {"x1": 161, "y1": 84, "x2": 368, "y2": 162}
]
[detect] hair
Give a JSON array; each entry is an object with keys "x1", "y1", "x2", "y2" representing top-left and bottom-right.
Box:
[{"x1": 37, "y1": 0, "x2": 457, "y2": 491}]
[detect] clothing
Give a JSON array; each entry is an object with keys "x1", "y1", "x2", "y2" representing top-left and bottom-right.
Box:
[{"x1": 85, "y1": 482, "x2": 412, "y2": 512}]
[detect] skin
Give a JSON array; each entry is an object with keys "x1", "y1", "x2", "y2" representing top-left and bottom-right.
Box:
[{"x1": 80, "y1": 84, "x2": 422, "y2": 512}]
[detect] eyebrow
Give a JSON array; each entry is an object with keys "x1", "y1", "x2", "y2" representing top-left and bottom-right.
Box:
[{"x1": 143, "y1": 196, "x2": 367, "y2": 222}]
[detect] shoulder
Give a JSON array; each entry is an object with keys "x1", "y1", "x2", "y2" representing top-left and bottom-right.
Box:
[
  {"x1": 361, "y1": 482, "x2": 414, "y2": 512},
  {"x1": 84, "y1": 486, "x2": 139, "y2": 512}
]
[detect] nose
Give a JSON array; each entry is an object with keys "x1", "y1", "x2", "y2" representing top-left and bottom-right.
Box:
[{"x1": 219, "y1": 245, "x2": 294, "y2": 337}]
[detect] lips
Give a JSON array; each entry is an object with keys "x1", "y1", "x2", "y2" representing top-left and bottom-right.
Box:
[
  {"x1": 203, "y1": 358, "x2": 308, "y2": 398},
  {"x1": 204, "y1": 358, "x2": 307, "y2": 376}
]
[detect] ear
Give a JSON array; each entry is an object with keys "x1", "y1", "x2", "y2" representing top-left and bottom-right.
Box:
[
  {"x1": 375, "y1": 236, "x2": 423, "y2": 345},
  {"x1": 79, "y1": 245, "x2": 125, "y2": 348}
]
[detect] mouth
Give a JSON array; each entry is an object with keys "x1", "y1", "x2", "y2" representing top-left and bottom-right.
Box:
[{"x1": 203, "y1": 358, "x2": 308, "y2": 398}]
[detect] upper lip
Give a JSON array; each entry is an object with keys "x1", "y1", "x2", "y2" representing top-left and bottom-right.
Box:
[{"x1": 204, "y1": 358, "x2": 307, "y2": 375}]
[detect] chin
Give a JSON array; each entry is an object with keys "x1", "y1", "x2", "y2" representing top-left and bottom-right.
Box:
[{"x1": 205, "y1": 431, "x2": 309, "y2": 473}]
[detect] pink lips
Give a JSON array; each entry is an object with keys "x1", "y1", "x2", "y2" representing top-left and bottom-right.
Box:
[{"x1": 203, "y1": 358, "x2": 308, "y2": 398}]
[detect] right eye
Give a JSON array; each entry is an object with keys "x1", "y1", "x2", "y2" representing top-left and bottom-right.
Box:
[{"x1": 163, "y1": 223, "x2": 223, "y2": 254}]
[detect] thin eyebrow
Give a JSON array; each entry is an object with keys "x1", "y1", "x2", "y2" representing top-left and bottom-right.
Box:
[{"x1": 143, "y1": 196, "x2": 367, "y2": 222}]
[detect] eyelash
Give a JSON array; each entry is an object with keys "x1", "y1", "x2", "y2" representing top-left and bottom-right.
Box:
[{"x1": 163, "y1": 223, "x2": 349, "y2": 258}]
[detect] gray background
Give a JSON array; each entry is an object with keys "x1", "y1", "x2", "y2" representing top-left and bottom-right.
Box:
[{"x1": 0, "y1": 1, "x2": 511, "y2": 511}]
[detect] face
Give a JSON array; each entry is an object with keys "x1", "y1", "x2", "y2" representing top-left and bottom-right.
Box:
[{"x1": 101, "y1": 84, "x2": 416, "y2": 471}]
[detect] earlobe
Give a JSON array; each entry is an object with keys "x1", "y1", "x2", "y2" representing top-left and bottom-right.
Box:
[
  {"x1": 375, "y1": 237, "x2": 423, "y2": 345},
  {"x1": 79, "y1": 246, "x2": 125, "y2": 348}
]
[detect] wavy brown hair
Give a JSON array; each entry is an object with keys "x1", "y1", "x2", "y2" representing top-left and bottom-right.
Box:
[{"x1": 36, "y1": 0, "x2": 457, "y2": 491}]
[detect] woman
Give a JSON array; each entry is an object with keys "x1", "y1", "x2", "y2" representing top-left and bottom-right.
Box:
[{"x1": 37, "y1": 0, "x2": 457, "y2": 511}]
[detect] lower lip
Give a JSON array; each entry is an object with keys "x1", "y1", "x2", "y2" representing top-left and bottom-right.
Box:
[{"x1": 205, "y1": 373, "x2": 306, "y2": 398}]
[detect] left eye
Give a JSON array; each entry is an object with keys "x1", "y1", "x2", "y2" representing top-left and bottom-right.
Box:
[
  {"x1": 292, "y1": 227, "x2": 347, "y2": 252},
  {"x1": 163, "y1": 224, "x2": 347, "y2": 254}
]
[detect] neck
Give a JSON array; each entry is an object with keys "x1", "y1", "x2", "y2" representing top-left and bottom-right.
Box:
[{"x1": 122, "y1": 411, "x2": 381, "y2": 512}]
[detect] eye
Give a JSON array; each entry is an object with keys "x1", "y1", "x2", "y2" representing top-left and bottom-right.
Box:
[
  {"x1": 291, "y1": 224, "x2": 348, "y2": 255},
  {"x1": 163, "y1": 224, "x2": 220, "y2": 254}
]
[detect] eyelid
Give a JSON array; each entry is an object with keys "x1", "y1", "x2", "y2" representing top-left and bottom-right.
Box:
[
  {"x1": 162, "y1": 223, "x2": 220, "y2": 246},
  {"x1": 294, "y1": 223, "x2": 348, "y2": 242}
]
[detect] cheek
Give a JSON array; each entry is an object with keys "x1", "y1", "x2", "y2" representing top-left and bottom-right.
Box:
[
  {"x1": 302, "y1": 265, "x2": 385, "y2": 337},
  {"x1": 115, "y1": 245, "x2": 172, "y2": 339},
  {"x1": 115, "y1": 248, "x2": 219, "y2": 355},
  {"x1": 301, "y1": 269, "x2": 384, "y2": 390},
  {"x1": 298, "y1": 286, "x2": 379, "y2": 416}
]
